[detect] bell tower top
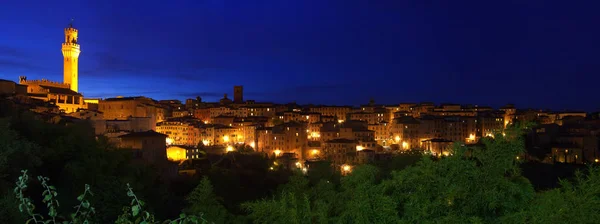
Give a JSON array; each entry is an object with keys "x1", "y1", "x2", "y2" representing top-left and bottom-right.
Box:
[{"x1": 64, "y1": 18, "x2": 79, "y2": 45}]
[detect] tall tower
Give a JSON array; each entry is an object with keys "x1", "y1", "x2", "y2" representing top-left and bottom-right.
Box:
[
  {"x1": 234, "y1": 85, "x2": 243, "y2": 103},
  {"x1": 62, "y1": 21, "x2": 81, "y2": 92}
]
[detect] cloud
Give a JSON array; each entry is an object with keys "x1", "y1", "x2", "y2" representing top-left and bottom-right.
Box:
[
  {"x1": 173, "y1": 91, "x2": 225, "y2": 99},
  {"x1": 80, "y1": 52, "x2": 233, "y2": 84},
  {"x1": 81, "y1": 52, "x2": 157, "y2": 77},
  {"x1": 0, "y1": 45, "x2": 28, "y2": 58},
  {"x1": 0, "y1": 59, "x2": 47, "y2": 72}
]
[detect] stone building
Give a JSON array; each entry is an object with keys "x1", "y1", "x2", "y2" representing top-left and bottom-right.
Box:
[
  {"x1": 119, "y1": 131, "x2": 167, "y2": 164},
  {"x1": 19, "y1": 77, "x2": 86, "y2": 113},
  {"x1": 98, "y1": 96, "x2": 167, "y2": 126}
]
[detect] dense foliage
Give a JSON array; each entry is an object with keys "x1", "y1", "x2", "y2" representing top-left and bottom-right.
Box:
[{"x1": 1, "y1": 103, "x2": 599, "y2": 223}]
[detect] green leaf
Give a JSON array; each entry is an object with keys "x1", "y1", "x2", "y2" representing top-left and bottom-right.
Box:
[
  {"x1": 49, "y1": 207, "x2": 57, "y2": 217},
  {"x1": 132, "y1": 205, "x2": 140, "y2": 216},
  {"x1": 43, "y1": 194, "x2": 52, "y2": 202},
  {"x1": 82, "y1": 201, "x2": 90, "y2": 209},
  {"x1": 77, "y1": 194, "x2": 84, "y2": 201},
  {"x1": 179, "y1": 213, "x2": 186, "y2": 219}
]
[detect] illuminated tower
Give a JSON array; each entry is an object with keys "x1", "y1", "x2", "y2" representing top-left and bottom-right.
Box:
[{"x1": 61, "y1": 21, "x2": 81, "y2": 92}]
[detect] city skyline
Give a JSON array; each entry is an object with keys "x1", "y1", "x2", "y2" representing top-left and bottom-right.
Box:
[{"x1": 1, "y1": 1, "x2": 600, "y2": 111}]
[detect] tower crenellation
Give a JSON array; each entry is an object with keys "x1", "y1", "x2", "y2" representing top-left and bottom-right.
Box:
[{"x1": 18, "y1": 76, "x2": 71, "y2": 89}]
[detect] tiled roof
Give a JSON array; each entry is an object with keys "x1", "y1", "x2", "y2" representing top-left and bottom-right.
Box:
[
  {"x1": 325, "y1": 138, "x2": 357, "y2": 144},
  {"x1": 39, "y1": 85, "x2": 81, "y2": 96},
  {"x1": 119, "y1": 130, "x2": 167, "y2": 138}
]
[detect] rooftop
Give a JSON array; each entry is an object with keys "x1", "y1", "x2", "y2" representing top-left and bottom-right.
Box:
[{"x1": 119, "y1": 130, "x2": 167, "y2": 138}]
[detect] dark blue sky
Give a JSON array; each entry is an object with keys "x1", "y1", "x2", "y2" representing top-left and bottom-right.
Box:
[{"x1": 1, "y1": 0, "x2": 599, "y2": 110}]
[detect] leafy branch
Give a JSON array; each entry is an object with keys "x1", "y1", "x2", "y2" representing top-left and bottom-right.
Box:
[
  {"x1": 71, "y1": 184, "x2": 95, "y2": 224},
  {"x1": 38, "y1": 176, "x2": 59, "y2": 223},
  {"x1": 14, "y1": 170, "x2": 42, "y2": 223}
]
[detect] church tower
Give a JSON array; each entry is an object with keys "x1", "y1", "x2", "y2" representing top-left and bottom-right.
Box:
[{"x1": 61, "y1": 21, "x2": 81, "y2": 92}]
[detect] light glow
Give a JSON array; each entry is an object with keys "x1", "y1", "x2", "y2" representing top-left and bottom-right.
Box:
[
  {"x1": 166, "y1": 146, "x2": 187, "y2": 161},
  {"x1": 395, "y1": 136, "x2": 401, "y2": 142},
  {"x1": 310, "y1": 132, "x2": 321, "y2": 138},
  {"x1": 250, "y1": 141, "x2": 256, "y2": 148},
  {"x1": 223, "y1": 135, "x2": 230, "y2": 142},
  {"x1": 166, "y1": 137, "x2": 174, "y2": 145},
  {"x1": 356, "y1": 145, "x2": 364, "y2": 151},
  {"x1": 311, "y1": 149, "x2": 319, "y2": 155},
  {"x1": 342, "y1": 164, "x2": 352, "y2": 173},
  {"x1": 202, "y1": 140, "x2": 210, "y2": 146},
  {"x1": 274, "y1": 149, "x2": 282, "y2": 157},
  {"x1": 402, "y1": 141, "x2": 409, "y2": 149},
  {"x1": 226, "y1": 145, "x2": 234, "y2": 152},
  {"x1": 295, "y1": 162, "x2": 302, "y2": 168}
]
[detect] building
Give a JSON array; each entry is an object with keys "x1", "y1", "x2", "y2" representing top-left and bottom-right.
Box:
[
  {"x1": 309, "y1": 106, "x2": 352, "y2": 122},
  {"x1": 166, "y1": 145, "x2": 190, "y2": 161},
  {"x1": 256, "y1": 122, "x2": 308, "y2": 160},
  {"x1": 156, "y1": 120, "x2": 201, "y2": 146},
  {"x1": 98, "y1": 96, "x2": 167, "y2": 126},
  {"x1": 0, "y1": 79, "x2": 27, "y2": 96},
  {"x1": 15, "y1": 23, "x2": 87, "y2": 113},
  {"x1": 19, "y1": 77, "x2": 86, "y2": 113},
  {"x1": 234, "y1": 86, "x2": 243, "y2": 103},
  {"x1": 323, "y1": 138, "x2": 358, "y2": 166},
  {"x1": 119, "y1": 131, "x2": 167, "y2": 164},
  {"x1": 422, "y1": 139, "x2": 454, "y2": 156},
  {"x1": 62, "y1": 22, "x2": 81, "y2": 92},
  {"x1": 391, "y1": 116, "x2": 421, "y2": 150}
]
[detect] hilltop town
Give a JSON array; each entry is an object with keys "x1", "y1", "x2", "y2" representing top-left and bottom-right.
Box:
[{"x1": 1, "y1": 24, "x2": 598, "y2": 175}]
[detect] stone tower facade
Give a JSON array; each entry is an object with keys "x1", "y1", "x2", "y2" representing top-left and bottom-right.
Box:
[
  {"x1": 62, "y1": 23, "x2": 81, "y2": 92},
  {"x1": 234, "y1": 85, "x2": 243, "y2": 103}
]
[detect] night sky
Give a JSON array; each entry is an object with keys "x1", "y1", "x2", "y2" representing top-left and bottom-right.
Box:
[{"x1": 1, "y1": 1, "x2": 599, "y2": 111}]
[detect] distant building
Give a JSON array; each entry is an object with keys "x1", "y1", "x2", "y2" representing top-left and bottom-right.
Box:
[
  {"x1": 257, "y1": 122, "x2": 308, "y2": 160},
  {"x1": 0, "y1": 79, "x2": 27, "y2": 96},
  {"x1": 98, "y1": 96, "x2": 167, "y2": 126},
  {"x1": 119, "y1": 131, "x2": 167, "y2": 164},
  {"x1": 234, "y1": 86, "x2": 243, "y2": 103}
]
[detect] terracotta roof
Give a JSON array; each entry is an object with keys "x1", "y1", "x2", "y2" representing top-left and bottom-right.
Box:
[
  {"x1": 325, "y1": 138, "x2": 357, "y2": 144},
  {"x1": 119, "y1": 130, "x2": 167, "y2": 138},
  {"x1": 39, "y1": 85, "x2": 81, "y2": 96},
  {"x1": 421, "y1": 138, "x2": 453, "y2": 143}
]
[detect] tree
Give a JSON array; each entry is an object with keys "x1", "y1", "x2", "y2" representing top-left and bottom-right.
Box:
[
  {"x1": 184, "y1": 177, "x2": 230, "y2": 224},
  {"x1": 337, "y1": 165, "x2": 399, "y2": 224},
  {"x1": 506, "y1": 167, "x2": 600, "y2": 223},
  {"x1": 384, "y1": 129, "x2": 535, "y2": 223}
]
